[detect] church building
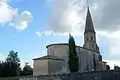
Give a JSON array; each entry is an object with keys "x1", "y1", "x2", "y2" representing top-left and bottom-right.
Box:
[{"x1": 33, "y1": 7, "x2": 107, "y2": 76}]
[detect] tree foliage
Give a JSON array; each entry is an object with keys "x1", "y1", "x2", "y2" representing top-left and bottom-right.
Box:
[
  {"x1": 21, "y1": 62, "x2": 33, "y2": 76},
  {"x1": 106, "y1": 65, "x2": 110, "y2": 70},
  {"x1": 114, "y1": 65, "x2": 120, "y2": 70},
  {"x1": 6, "y1": 50, "x2": 20, "y2": 63},
  {"x1": 0, "y1": 50, "x2": 21, "y2": 77},
  {"x1": 0, "y1": 50, "x2": 33, "y2": 77},
  {"x1": 68, "y1": 34, "x2": 79, "y2": 73}
]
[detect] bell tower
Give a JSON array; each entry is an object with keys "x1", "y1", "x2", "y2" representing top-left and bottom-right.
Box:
[{"x1": 83, "y1": 3, "x2": 99, "y2": 53}]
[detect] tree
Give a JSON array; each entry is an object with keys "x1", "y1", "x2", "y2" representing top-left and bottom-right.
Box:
[
  {"x1": 1, "y1": 50, "x2": 21, "y2": 77},
  {"x1": 106, "y1": 65, "x2": 110, "y2": 70},
  {"x1": 6, "y1": 50, "x2": 20, "y2": 64},
  {"x1": 21, "y1": 62, "x2": 33, "y2": 76},
  {"x1": 114, "y1": 65, "x2": 120, "y2": 70},
  {"x1": 0, "y1": 61, "x2": 4, "y2": 76},
  {"x1": 68, "y1": 34, "x2": 79, "y2": 72}
]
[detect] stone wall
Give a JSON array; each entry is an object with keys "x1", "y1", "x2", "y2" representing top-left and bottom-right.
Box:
[
  {"x1": 46, "y1": 44, "x2": 69, "y2": 73},
  {"x1": 60, "y1": 70, "x2": 120, "y2": 80},
  {"x1": 48, "y1": 59, "x2": 65, "y2": 74},
  {"x1": 1, "y1": 70, "x2": 120, "y2": 80},
  {"x1": 33, "y1": 59, "x2": 48, "y2": 76}
]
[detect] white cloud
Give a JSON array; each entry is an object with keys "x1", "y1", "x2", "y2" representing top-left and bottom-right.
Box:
[
  {"x1": 44, "y1": 0, "x2": 120, "y2": 58},
  {"x1": 45, "y1": 0, "x2": 120, "y2": 32},
  {"x1": 15, "y1": 21, "x2": 28, "y2": 30},
  {"x1": 104, "y1": 60, "x2": 120, "y2": 69},
  {"x1": 36, "y1": 30, "x2": 83, "y2": 36},
  {"x1": 0, "y1": 0, "x2": 8, "y2": 3},
  {"x1": 20, "y1": 60, "x2": 33, "y2": 69},
  {"x1": 15, "y1": 11, "x2": 32, "y2": 30},
  {"x1": 45, "y1": 0, "x2": 86, "y2": 34},
  {"x1": 107, "y1": 31, "x2": 120, "y2": 56},
  {"x1": 0, "y1": 1, "x2": 18, "y2": 24},
  {"x1": 96, "y1": 31, "x2": 120, "y2": 56},
  {"x1": 36, "y1": 31, "x2": 42, "y2": 36},
  {"x1": 46, "y1": 0, "x2": 120, "y2": 33},
  {"x1": 0, "y1": 0, "x2": 32, "y2": 30}
]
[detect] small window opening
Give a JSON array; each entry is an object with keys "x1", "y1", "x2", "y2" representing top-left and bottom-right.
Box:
[
  {"x1": 91, "y1": 37, "x2": 93, "y2": 40},
  {"x1": 92, "y1": 43, "x2": 94, "y2": 48}
]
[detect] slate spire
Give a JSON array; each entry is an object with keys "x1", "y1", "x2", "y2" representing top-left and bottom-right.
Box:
[{"x1": 84, "y1": 2, "x2": 95, "y2": 33}]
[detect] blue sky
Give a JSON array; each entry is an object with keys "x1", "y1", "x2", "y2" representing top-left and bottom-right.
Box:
[
  {"x1": 0, "y1": 0, "x2": 51, "y2": 66},
  {"x1": 0, "y1": 0, "x2": 120, "y2": 68}
]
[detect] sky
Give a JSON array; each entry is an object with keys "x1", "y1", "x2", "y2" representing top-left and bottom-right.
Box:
[{"x1": 0, "y1": 0, "x2": 120, "y2": 69}]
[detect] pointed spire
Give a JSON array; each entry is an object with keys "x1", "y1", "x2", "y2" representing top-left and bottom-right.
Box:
[{"x1": 84, "y1": 0, "x2": 95, "y2": 33}]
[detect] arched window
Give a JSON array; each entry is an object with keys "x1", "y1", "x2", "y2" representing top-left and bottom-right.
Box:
[
  {"x1": 87, "y1": 38, "x2": 89, "y2": 41},
  {"x1": 99, "y1": 55, "x2": 102, "y2": 61},
  {"x1": 91, "y1": 43, "x2": 94, "y2": 48},
  {"x1": 91, "y1": 37, "x2": 93, "y2": 41},
  {"x1": 85, "y1": 37, "x2": 89, "y2": 41}
]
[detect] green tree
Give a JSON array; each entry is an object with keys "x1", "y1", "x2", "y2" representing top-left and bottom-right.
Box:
[
  {"x1": 0, "y1": 61, "x2": 4, "y2": 76},
  {"x1": 21, "y1": 62, "x2": 33, "y2": 76},
  {"x1": 68, "y1": 34, "x2": 79, "y2": 72},
  {"x1": 114, "y1": 65, "x2": 120, "y2": 70},
  {"x1": 6, "y1": 50, "x2": 20, "y2": 63},
  {"x1": 2, "y1": 50, "x2": 21, "y2": 77},
  {"x1": 106, "y1": 65, "x2": 110, "y2": 70}
]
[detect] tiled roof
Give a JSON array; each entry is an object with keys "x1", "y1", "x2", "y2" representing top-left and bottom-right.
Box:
[
  {"x1": 96, "y1": 60, "x2": 107, "y2": 63},
  {"x1": 46, "y1": 43, "x2": 69, "y2": 48},
  {"x1": 46, "y1": 43, "x2": 99, "y2": 53},
  {"x1": 33, "y1": 55, "x2": 64, "y2": 61}
]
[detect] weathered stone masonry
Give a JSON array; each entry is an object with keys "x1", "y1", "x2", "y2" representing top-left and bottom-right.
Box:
[{"x1": 1, "y1": 70, "x2": 120, "y2": 80}]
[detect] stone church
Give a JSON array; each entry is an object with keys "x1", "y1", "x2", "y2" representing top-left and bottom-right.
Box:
[{"x1": 33, "y1": 7, "x2": 107, "y2": 76}]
